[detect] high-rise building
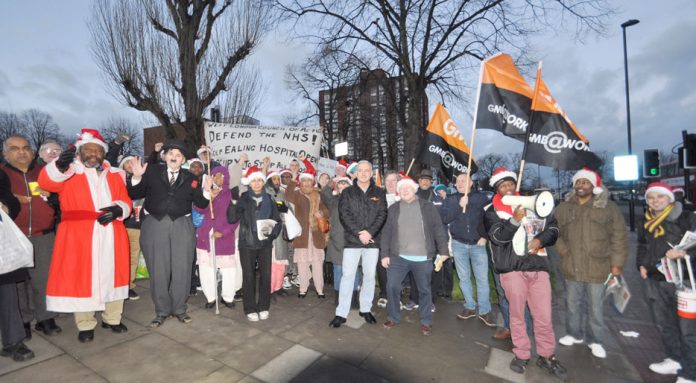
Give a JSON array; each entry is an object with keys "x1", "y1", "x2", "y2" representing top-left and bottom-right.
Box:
[{"x1": 319, "y1": 69, "x2": 428, "y2": 172}]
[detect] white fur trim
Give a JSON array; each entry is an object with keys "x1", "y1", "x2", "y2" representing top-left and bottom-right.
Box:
[
  {"x1": 593, "y1": 187, "x2": 603, "y2": 195},
  {"x1": 75, "y1": 133, "x2": 108, "y2": 152},
  {"x1": 572, "y1": 169, "x2": 601, "y2": 194},
  {"x1": 397, "y1": 179, "x2": 418, "y2": 192},
  {"x1": 489, "y1": 170, "x2": 517, "y2": 188},
  {"x1": 45, "y1": 160, "x2": 75, "y2": 182},
  {"x1": 645, "y1": 186, "x2": 675, "y2": 202},
  {"x1": 113, "y1": 200, "x2": 131, "y2": 221},
  {"x1": 299, "y1": 173, "x2": 314, "y2": 181},
  {"x1": 241, "y1": 171, "x2": 264, "y2": 185}
]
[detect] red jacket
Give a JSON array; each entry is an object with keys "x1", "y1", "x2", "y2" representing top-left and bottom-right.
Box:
[{"x1": 0, "y1": 161, "x2": 56, "y2": 236}]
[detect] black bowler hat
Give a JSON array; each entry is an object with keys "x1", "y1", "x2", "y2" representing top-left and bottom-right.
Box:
[
  {"x1": 161, "y1": 139, "x2": 192, "y2": 159},
  {"x1": 417, "y1": 169, "x2": 433, "y2": 180}
]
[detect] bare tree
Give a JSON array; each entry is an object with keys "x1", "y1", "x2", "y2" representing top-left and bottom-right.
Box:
[
  {"x1": 277, "y1": 0, "x2": 613, "y2": 169},
  {"x1": 217, "y1": 63, "x2": 266, "y2": 123},
  {"x1": 474, "y1": 153, "x2": 507, "y2": 190},
  {"x1": 90, "y1": 0, "x2": 271, "y2": 147},
  {"x1": 0, "y1": 111, "x2": 28, "y2": 146},
  {"x1": 100, "y1": 116, "x2": 145, "y2": 156},
  {"x1": 22, "y1": 109, "x2": 61, "y2": 150}
]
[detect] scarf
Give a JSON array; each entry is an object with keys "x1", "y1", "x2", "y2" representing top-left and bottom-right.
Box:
[
  {"x1": 644, "y1": 204, "x2": 674, "y2": 238},
  {"x1": 492, "y1": 192, "x2": 519, "y2": 218}
]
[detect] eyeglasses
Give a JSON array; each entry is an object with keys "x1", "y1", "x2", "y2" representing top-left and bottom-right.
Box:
[{"x1": 44, "y1": 149, "x2": 62, "y2": 155}]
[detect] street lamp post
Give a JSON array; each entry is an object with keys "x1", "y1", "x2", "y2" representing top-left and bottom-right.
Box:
[{"x1": 622, "y1": 19, "x2": 639, "y2": 231}]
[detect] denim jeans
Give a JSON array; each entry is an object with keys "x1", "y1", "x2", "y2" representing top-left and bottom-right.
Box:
[
  {"x1": 565, "y1": 280, "x2": 606, "y2": 344},
  {"x1": 386, "y1": 256, "x2": 434, "y2": 325},
  {"x1": 333, "y1": 264, "x2": 360, "y2": 292},
  {"x1": 335, "y1": 248, "x2": 379, "y2": 318},
  {"x1": 451, "y1": 240, "x2": 491, "y2": 314}
]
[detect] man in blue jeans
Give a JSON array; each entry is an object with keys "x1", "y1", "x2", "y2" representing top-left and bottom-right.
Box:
[
  {"x1": 380, "y1": 176, "x2": 450, "y2": 335},
  {"x1": 441, "y1": 174, "x2": 495, "y2": 327},
  {"x1": 330, "y1": 161, "x2": 387, "y2": 328}
]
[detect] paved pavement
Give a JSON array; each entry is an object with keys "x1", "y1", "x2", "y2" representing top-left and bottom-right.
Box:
[{"x1": 0, "y1": 233, "x2": 674, "y2": 382}]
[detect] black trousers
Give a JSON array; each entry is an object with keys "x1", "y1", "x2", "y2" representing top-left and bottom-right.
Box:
[
  {"x1": 18, "y1": 233, "x2": 57, "y2": 323},
  {"x1": 377, "y1": 259, "x2": 388, "y2": 299},
  {"x1": 431, "y1": 257, "x2": 454, "y2": 296},
  {"x1": 239, "y1": 246, "x2": 272, "y2": 315},
  {"x1": 0, "y1": 283, "x2": 25, "y2": 347}
]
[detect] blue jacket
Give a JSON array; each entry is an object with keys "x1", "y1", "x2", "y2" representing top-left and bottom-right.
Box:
[{"x1": 441, "y1": 190, "x2": 489, "y2": 244}]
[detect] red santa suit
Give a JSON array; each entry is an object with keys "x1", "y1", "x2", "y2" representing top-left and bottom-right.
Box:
[{"x1": 38, "y1": 158, "x2": 132, "y2": 313}]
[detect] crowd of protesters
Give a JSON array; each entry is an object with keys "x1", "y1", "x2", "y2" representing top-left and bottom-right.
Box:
[{"x1": 0, "y1": 130, "x2": 695, "y2": 383}]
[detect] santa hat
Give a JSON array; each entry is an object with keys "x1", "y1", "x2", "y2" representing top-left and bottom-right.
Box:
[
  {"x1": 347, "y1": 162, "x2": 359, "y2": 174},
  {"x1": 241, "y1": 166, "x2": 265, "y2": 185},
  {"x1": 75, "y1": 128, "x2": 108, "y2": 152},
  {"x1": 572, "y1": 167, "x2": 603, "y2": 195},
  {"x1": 196, "y1": 146, "x2": 211, "y2": 157},
  {"x1": 673, "y1": 187, "x2": 685, "y2": 196},
  {"x1": 299, "y1": 166, "x2": 316, "y2": 182},
  {"x1": 188, "y1": 158, "x2": 203, "y2": 167},
  {"x1": 335, "y1": 176, "x2": 352, "y2": 185},
  {"x1": 397, "y1": 175, "x2": 418, "y2": 192},
  {"x1": 336, "y1": 159, "x2": 348, "y2": 170},
  {"x1": 279, "y1": 168, "x2": 292, "y2": 176},
  {"x1": 489, "y1": 167, "x2": 517, "y2": 189},
  {"x1": 266, "y1": 169, "x2": 281, "y2": 181},
  {"x1": 645, "y1": 182, "x2": 675, "y2": 203},
  {"x1": 119, "y1": 155, "x2": 135, "y2": 170}
]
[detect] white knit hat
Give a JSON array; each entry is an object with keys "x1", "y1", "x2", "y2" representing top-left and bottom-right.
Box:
[{"x1": 572, "y1": 167, "x2": 603, "y2": 195}]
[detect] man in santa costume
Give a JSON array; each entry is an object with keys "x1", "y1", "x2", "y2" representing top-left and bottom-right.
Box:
[{"x1": 38, "y1": 128, "x2": 132, "y2": 343}]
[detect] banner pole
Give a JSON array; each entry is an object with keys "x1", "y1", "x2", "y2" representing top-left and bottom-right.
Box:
[
  {"x1": 405, "y1": 158, "x2": 416, "y2": 176},
  {"x1": 517, "y1": 61, "x2": 543, "y2": 192},
  {"x1": 462, "y1": 60, "x2": 486, "y2": 213},
  {"x1": 206, "y1": 147, "x2": 215, "y2": 220}
]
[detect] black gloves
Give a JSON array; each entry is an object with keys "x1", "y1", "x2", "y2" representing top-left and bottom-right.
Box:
[
  {"x1": 276, "y1": 201, "x2": 288, "y2": 213},
  {"x1": 97, "y1": 205, "x2": 123, "y2": 225},
  {"x1": 55, "y1": 146, "x2": 76, "y2": 173}
]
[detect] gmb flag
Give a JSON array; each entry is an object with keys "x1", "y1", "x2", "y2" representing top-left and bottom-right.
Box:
[
  {"x1": 524, "y1": 66, "x2": 603, "y2": 170},
  {"x1": 474, "y1": 53, "x2": 533, "y2": 140},
  {"x1": 417, "y1": 103, "x2": 477, "y2": 181}
]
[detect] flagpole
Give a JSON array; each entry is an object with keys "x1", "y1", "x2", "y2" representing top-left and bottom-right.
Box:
[
  {"x1": 405, "y1": 158, "x2": 416, "y2": 176},
  {"x1": 462, "y1": 60, "x2": 486, "y2": 213},
  {"x1": 516, "y1": 61, "x2": 543, "y2": 192}
]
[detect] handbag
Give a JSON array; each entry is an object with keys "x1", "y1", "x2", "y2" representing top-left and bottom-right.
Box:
[
  {"x1": 317, "y1": 216, "x2": 331, "y2": 234},
  {"x1": 0, "y1": 209, "x2": 34, "y2": 274}
]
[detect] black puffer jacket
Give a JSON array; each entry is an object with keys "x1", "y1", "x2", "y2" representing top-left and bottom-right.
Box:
[
  {"x1": 637, "y1": 202, "x2": 696, "y2": 281},
  {"x1": 484, "y1": 205, "x2": 559, "y2": 274},
  {"x1": 338, "y1": 179, "x2": 387, "y2": 249},
  {"x1": 227, "y1": 189, "x2": 281, "y2": 250}
]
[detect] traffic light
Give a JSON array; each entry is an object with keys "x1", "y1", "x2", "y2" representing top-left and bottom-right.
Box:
[{"x1": 643, "y1": 149, "x2": 660, "y2": 178}]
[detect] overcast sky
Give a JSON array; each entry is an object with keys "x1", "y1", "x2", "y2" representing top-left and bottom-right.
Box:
[{"x1": 1, "y1": 0, "x2": 694, "y2": 166}]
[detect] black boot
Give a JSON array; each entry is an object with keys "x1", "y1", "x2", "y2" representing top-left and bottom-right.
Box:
[
  {"x1": 0, "y1": 342, "x2": 34, "y2": 362},
  {"x1": 536, "y1": 355, "x2": 568, "y2": 380}
]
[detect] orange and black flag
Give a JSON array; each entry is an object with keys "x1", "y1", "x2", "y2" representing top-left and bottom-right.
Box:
[
  {"x1": 474, "y1": 53, "x2": 533, "y2": 140},
  {"x1": 417, "y1": 103, "x2": 477, "y2": 182},
  {"x1": 524, "y1": 64, "x2": 603, "y2": 170}
]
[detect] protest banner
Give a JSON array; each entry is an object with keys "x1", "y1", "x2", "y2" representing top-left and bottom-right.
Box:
[
  {"x1": 205, "y1": 122, "x2": 322, "y2": 170},
  {"x1": 317, "y1": 157, "x2": 338, "y2": 178}
]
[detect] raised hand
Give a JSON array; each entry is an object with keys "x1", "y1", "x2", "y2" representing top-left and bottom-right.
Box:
[
  {"x1": 55, "y1": 146, "x2": 76, "y2": 173},
  {"x1": 130, "y1": 157, "x2": 148, "y2": 179},
  {"x1": 154, "y1": 142, "x2": 163, "y2": 152},
  {"x1": 239, "y1": 153, "x2": 249, "y2": 164}
]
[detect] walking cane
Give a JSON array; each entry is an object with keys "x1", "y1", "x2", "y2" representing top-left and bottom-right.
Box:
[{"x1": 204, "y1": 147, "x2": 219, "y2": 314}]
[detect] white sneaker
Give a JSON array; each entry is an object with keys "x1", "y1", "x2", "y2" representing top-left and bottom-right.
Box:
[
  {"x1": 676, "y1": 377, "x2": 696, "y2": 383},
  {"x1": 282, "y1": 276, "x2": 292, "y2": 290},
  {"x1": 259, "y1": 311, "x2": 269, "y2": 320},
  {"x1": 247, "y1": 313, "x2": 259, "y2": 322},
  {"x1": 588, "y1": 343, "x2": 606, "y2": 358},
  {"x1": 558, "y1": 335, "x2": 584, "y2": 346},
  {"x1": 377, "y1": 298, "x2": 387, "y2": 308},
  {"x1": 649, "y1": 358, "x2": 681, "y2": 375}
]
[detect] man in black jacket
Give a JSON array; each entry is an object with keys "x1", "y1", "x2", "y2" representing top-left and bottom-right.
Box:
[
  {"x1": 128, "y1": 140, "x2": 214, "y2": 328},
  {"x1": 484, "y1": 167, "x2": 566, "y2": 379},
  {"x1": 330, "y1": 161, "x2": 387, "y2": 328},
  {"x1": 0, "y1": 168, "x2": 34, "y2": 361},
  {"x1": 380, "y1": 176, "x2": 449, "y2": 336}
]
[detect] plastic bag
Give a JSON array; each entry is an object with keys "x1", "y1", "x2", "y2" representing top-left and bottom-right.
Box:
[
  {"x1": 0, "y1": 209, "x2": 34, "y2": 274},
  {"x1": 135, "y1": 251, "x2": 149, "y2": 279}
]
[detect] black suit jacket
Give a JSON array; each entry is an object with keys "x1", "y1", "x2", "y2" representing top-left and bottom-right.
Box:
[{"x1": 127, "y1": 164, "x2": 209, "y2": 220}]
